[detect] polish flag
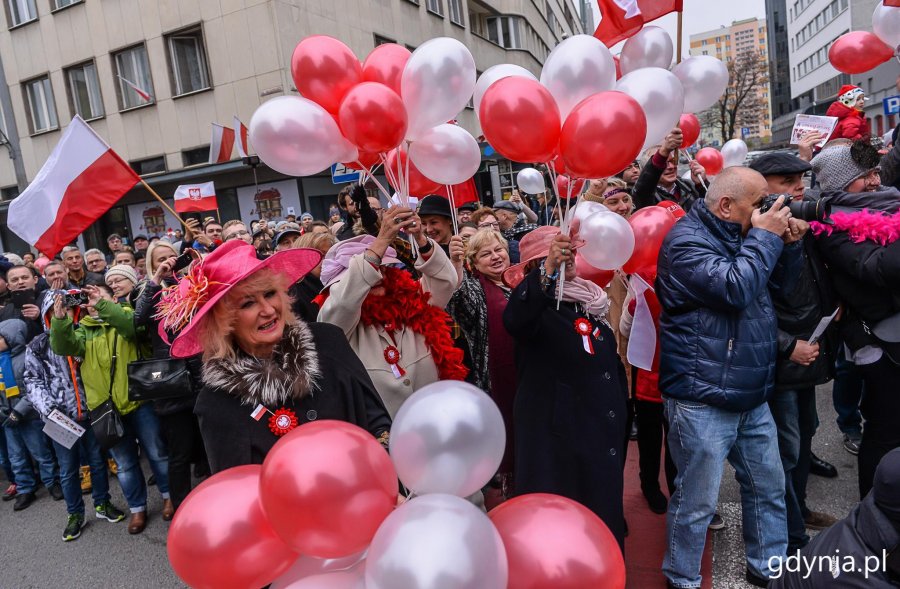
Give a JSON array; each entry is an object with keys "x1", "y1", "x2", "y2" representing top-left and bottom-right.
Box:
[
  {"x1": 8, "y1": 116, "x2": 139, "y2": 258},
  {"x1": 626, "y1": 274, "x2": 658, "y2": 371},
  {"x1": 593, "y1": 0, "x2": 683, "y2": 47},
  {"x1": 116, "y1": 75, "x2": 152, "y2": 102},
  {"x1": 886, "y1": 0, "x2": 900, "y2": 7},
  {"x1": 435, "y1": 178, "x2": 480, "y2": 206},
  {"x1": 233, "y1": 115, "x2": 250, "y2": 158},
  {"x1": 174, "y1": 181, "x2": 218, "y2": 213},
  {"x1": 209, "y1": 124, "x2": 235, "y2": 164},
  {"x1": 250, "y1": 404, "x2": 267, "y2": 421}
]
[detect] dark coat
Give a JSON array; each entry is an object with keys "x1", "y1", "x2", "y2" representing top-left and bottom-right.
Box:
[
  {"x1": 289, "y1": 274, "x2": 324, "y2": 323},
  {"x1": 503, "y1": 269, "x2": 627, "y2": 549},
  {"x1": 882, "y1": 135, "x2": 900, "y2": 191},
  {"x1": 633, "y1": 152, "x2": 706, "y2": 211},
  {"x1": 195, "y1": 321, "x2": 391, "y2": 474},
  {"x1": 656, "y1": 198, "x2": 801, "y2": 411}
]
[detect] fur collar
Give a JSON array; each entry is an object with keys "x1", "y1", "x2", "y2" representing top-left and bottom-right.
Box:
[
  {"x1": 202, "y1": 322, "x2": 321, "y2": 407},
  {"x1": 811, "y1": 210, "x2": 900, "y2": 246}
]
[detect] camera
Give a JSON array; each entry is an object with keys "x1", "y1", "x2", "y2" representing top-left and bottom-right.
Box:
[
  {"x1": 759, "y1": 194, "x2": 831, "y2": 223},
  {"x1": 63, "y1": 289, "x2": 88, "y2": 308}
]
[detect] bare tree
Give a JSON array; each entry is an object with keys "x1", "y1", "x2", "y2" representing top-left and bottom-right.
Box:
[{"x1": 699, "y1": 52, "x2": 769, "y2": 145}]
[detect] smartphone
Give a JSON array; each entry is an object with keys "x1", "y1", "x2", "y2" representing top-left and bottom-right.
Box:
[
  {"x1": 10, "y1": 288, "x2": 36, "y2": 309},
  {"x1": 172, "y1": 250, "x2": 194, "y2": 273}
]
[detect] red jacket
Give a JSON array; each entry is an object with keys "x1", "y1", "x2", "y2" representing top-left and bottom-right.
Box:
[
  {"x1": 628, "y1": 292, "x2": 664, "y2": 403},
  {"x1": 825, "y1": 102, "x2": 871, "y2": 142}
]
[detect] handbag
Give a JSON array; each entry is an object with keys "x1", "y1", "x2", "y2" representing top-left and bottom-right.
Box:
[
  {"x1": 90, "y1": 333, "x2": 125, "y2": 451},
  {"x1": 128, "y1": 355, "x2": 192, "y2": 402}
]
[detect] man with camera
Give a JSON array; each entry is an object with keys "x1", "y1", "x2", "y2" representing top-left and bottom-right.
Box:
[{"x1": 749, "y1": 152, "x2": 840, "y2": 553}]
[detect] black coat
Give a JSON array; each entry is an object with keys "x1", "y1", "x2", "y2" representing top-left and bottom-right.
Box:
[
  {"x1": 289, "y1": 274, "x2": 324, "y2": 323},
  {"x1": 195, "y1": 322, "x2": 391, "y2": 474},
  {"x1": 632, "y1": 153, "x2": 706, "y2": 212},
  {"x1": 503, "y1": 269, "x2": 627, "y2": 549}
]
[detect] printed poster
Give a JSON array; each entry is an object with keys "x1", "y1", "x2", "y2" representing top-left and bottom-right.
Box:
[
  {"x1": 126, "y1": 200, "x2": 182, "y2": 239},
  {"x1": 789, "y1": 115, "x2": 839, "y2": 147},
  {"x1": 235, "y1": 179, "x2": 302, "y2": 227}
]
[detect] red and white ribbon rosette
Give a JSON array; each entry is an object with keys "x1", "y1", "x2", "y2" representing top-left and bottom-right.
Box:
[
  {"x1": 384, "y1": 345, "x2": 406, "y2": 379},
  {"x1": 574, "y1": 318, "x2": 595, "y2": 355}
]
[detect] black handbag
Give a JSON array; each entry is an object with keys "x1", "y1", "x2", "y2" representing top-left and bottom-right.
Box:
[
  {"x1": 127, "y1": 355, "x2": 192, "y2": 402},
  {"x1": 90, "y1": 333, "x2": 125, "y2": 451}
]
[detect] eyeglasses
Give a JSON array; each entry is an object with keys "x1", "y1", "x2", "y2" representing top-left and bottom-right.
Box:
[
  {"x1": 478, "y1": 222, "x2": 500, "y2": 230},
  {"x1": 224, "y1": 229, "x2": 250, "y2": 241}
]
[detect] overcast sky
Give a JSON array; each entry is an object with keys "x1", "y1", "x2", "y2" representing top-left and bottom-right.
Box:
[{"x1": 587, "y1": 0, "x2": 768, "y2": 55}]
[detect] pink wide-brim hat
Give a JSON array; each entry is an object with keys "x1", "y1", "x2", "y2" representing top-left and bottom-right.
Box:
[
  {"x1": 501, "y1": 226, "x2": 583, "y2": 289},
  {"x1": 169, "y1": 240, "x2": 322, "y2": 358}
]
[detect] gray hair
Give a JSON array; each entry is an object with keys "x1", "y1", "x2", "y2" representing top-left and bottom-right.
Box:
[
  {"x1": 61, "y1": 245, "x2": 81, "y2": 256},
  {"x1": 2, "y1": 253, "x2": 23, "y2": 266},
  {"x1": 84, "y1": 248, "x2": 104, "y2": 259}
]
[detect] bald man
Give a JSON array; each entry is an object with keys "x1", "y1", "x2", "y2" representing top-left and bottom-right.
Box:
[{"x1": 656, "y1": 167, "x2": 807, "y2": 589}]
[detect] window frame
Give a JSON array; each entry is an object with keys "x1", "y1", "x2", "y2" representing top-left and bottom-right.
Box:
[
  {"x1": 129, "y1": 155, "x2": 167, "y2": 176},
  {"x1": 447, "y1": 0, "x2": 464, "y2": 26},
  {"x1": 5, "y1": 0, "x2": 37, "y2": 28},
  {"x1": 112, "y1": 43, "x2": 155, "y2": 111},
  {"x1": 425, "y1": 0, "x2": 443, "y2": 17},
  {"x1": 51, "y1": 0, "x2": 83, "y2": 12},
  {"x1": 22, "y1": 74, "x2": 59, "y2": 135},
  {"x1": 165, "y1": 25, "x2": 212, "y2": 97},
  {"x1": 64, "y1": 60, "x2": 105, "y2": 121}
]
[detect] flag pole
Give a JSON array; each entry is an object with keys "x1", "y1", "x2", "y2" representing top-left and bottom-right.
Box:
[
  {"x1": 139, "y1": 178, "x2": 187, "y2": 228},
  {"x1": 676, "y1": 11, "x2": 683, "y2": 64}
]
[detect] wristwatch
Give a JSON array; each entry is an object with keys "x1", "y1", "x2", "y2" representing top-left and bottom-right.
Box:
[{"x1": 418, "y1": 239, "x2": 434, "y2": 255}]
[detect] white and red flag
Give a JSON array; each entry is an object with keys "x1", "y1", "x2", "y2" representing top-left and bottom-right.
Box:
[
  {"x1": 174, "y1": 181, "x2": 218, "y2": 213},
  {"x1": 626, "y1": 274, "x2": 657, "y2": 370},
  {"x1": 435, "y1": 178, "x2": 480, "y2": 206},
  {"x1": 116, "y1": 74, "x2": 152, "y2": 102},
  {"x1": 885, "y1": 0, "x2": 900, "y2": 7},
  {"x1": 8, "y1": 116, "x2": 139, "y2": 257},
  {"x1": 593, "y1": 0, "x2": 683, "y2": 47},
  {"x1": 233, "y1": 115, "x2": 249, "y2": 158},
  {"x1": 208, "y1": 124, "x2": 235, "y2": 164}
]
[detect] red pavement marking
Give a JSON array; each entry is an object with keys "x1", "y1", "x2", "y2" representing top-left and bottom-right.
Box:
[{"x1": 624, "y1": 440, "x2": 713, "y2": 589}]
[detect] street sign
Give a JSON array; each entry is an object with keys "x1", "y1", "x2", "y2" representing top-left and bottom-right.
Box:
[
  {"x1": 741, "y1": 127, "x2": 751, "y2": 138},
  {"x1": 884, "y1": 95, "x2": 900, "y2": 116},
  {"x1": 331, "y1": 163, "x2": 361, "y2": 184}
]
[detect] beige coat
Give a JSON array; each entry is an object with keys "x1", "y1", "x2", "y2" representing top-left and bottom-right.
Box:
[
  {"x1": 606, "y1": 272, "x2": 632, "y2": 395},
  {"x1": 318, "y1": 245, "x2": 457, "y2": 417}
]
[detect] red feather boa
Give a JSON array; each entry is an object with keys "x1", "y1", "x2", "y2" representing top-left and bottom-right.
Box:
[
  {"x1": 810, "y1": 210, "x2": 900, "y2": 245},
  {"x1": 358, "y1": 267, "x2": 468, "y2": 382}
]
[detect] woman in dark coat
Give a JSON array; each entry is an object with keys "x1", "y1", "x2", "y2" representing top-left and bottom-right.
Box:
[
  {"x1": 164, "y1": 240, "x2": 391, "y2": 474},
  {"x1": 503, "y1": 226, "x2": 627, "y2": 550}
]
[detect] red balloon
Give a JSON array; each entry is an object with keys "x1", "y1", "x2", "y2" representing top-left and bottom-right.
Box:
[
  {"x1": 576, "y1": 254, "x2": 615, "y2": 288},
  {"x1": 344, "y1": 150, "x2": 381, "y2": 171},
  {"x1": 560, "y1": 91, "x2": 647, "y2": 179},
  {"x1": 384, "y1": 147, "x2": 442, "y2": 197},
  {"x1": 362, "y1": 43, "x2": 411, "y2": 95},
  {"x1": 167, "y1": 465, "x2": 298, "y2": 589},
  {"x1": 292, "y1": 35, "x2": 363, "y2": 114},
  {"x1": 613, "y1": 55, "x2": 622, "y2": 80},
  {"x1": 622, "y1": 206, "x2": 677, "y2": 274},
  {"x1": 259, "y1": 421, "x2": 398, "y2": 558},
  {"x1": 828, "y1": 31, "x2": 895, "y2": 75},
  {"x1": 556, "y1": 174, "x2": 585, "y2": 198},
  {"x1": 338, "y1": 82, "x2": 407, "y2": 153},
  {"x1": 695, "y1": 147, "x2": 724, "y2": 176},
  {"x1": 679, "y1": 113, "x2": 701, "y2": 148},
  {"x1": 480, "y1": 77, "x2": 561, "y2": 163},
  {"x1": 489, "y1": 493, "x2": 625, "y2": 589}
]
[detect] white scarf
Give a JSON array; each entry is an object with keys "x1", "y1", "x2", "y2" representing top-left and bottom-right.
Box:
[{"x1": 556, "y1": 276, "x2": 610, "y2": 319}]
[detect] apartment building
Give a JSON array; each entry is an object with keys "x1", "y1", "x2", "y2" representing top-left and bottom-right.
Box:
[{"x1": 0, "y1": 0, "x2": 581, "y2": 252}]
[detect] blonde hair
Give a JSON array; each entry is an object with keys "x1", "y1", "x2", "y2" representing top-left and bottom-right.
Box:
[
  {"x1": 199, "y1": 269, "x2": 296, "y2": 363},
  {"x1": 145, "y1": 240, "x2": 178, "y2": 278},
  {"x1": 464, "y1": 229, "x2": 508, "y2": 269},
  {"x1": 296, "y1": 231, "x2": 337, "y2": 252}
]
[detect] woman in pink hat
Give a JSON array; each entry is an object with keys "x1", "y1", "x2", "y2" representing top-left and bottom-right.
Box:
[
  {"x1": 502, "y1": 226, "x2": 628, "y2": 550},
  {"x1": 163, "y1": 240, "x2": 391, "y2": 473}
]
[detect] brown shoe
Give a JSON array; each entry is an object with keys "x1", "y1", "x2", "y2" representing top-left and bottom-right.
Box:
[
  {"x1": 162, "y1": 498, "x2": 175, "y2": 521},
  {"x1": 127, "y1": 511, "x2": 147, "y2": 535},
  {"x1": 804, "y1": 511, "x2": 837, "y2": 530}
]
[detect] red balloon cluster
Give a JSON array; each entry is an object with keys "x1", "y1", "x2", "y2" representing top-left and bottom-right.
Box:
[
  {"x1": 695, "y1": 147, "x2": 724, "y2": 176},
  {"x1": 480, "y1": 77, "x2": 561, "y2": 164},
  {"x1": 679, "y1": 113, "x2": 701, "y2": 148},
  {"x1": 385, "y1": 146, "x2": 442, "y2": 197},
  {"x1": 622, "y1": 206, "x2": 677, "y2": 275},
  {"x1": 556, "y1": 174, "x2": 585, "y2": 198},
  {"x1": 829, "y1": 31, "x2": 895, "y2": 75}
]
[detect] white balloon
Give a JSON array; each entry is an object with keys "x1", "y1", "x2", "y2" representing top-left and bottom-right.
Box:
[
  {"x1": 408, "y1": 124, "x2": 481, "y2": 185},
  {"x1": 402, "y1": 37, "x2": 477, "y2": 141},
  {"x1": 619, "y1": 26, "x2": 675, "y2": 74},
  {"x1": 615, "y1": 67, "x2": 685, "y2": 151},
  {"x1": 540, "y1": 34, "x2": 616, "y2": 120},
  {"x1": 873, "y1": 2, "x2": 900, "y2": 52},
  {"x1": 474, "y1": 64, "x2": 538, "y2": 115},
  {"x1": 721, "y1": 139, "x2": 749, "y2": 168},
  {"x1": 673, "y1": 56, "x2": 730, "y2": 113},
  {"x1": 579, "y1": 211, "x2": 635, "y2": 270},
  {"x1": 565, "y1": 200, "x2": 609, "y2": 229},
  {"x1": 516, "y1": 168, "x2": 546, "y2": 194}
]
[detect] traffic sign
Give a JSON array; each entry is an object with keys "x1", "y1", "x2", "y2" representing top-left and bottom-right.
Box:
[
  {"x1": 331, "y1": 163, "x2": 361, "y2": 184},
  {"x1": 884, "y1": 95, "x2": 900, "y2": 116}
]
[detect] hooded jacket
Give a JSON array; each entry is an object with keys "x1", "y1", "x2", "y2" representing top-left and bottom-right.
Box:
[
  {"x1": 0, "y1": 318, "x2": 37, "y2": 420},
  {"x1": 825, "y1": 101, "x2": 871, "y2": 143},
  {"x1": 633, "y1": 151, "x2": 707, "y2": 212},
  {"x1": 656, "y1": 198, "x2": 801, "y2": 411}
]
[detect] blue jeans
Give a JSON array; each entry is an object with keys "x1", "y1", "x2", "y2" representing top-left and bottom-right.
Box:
[
  {"x1": 108, "y1": 404, "x2": 170, "y2": 513},
  {"x1": 0, "y1": 424, "x2": 14, "y2": 482},
  {"x1": 663, "y1": 398, "x2": 787, "y2": 588},
  {"x1": 53, "y1": 427, "x2": 110, "y2": 516},
  {"x1": 768, "y1": 388, "x2": 817, "y2": 551},
  {"x1": 832, "y1": 351, "x2": 863, "y2": 437},
  {"x1": 4, "y1": 418, "x2": 58, "y2": 494}
]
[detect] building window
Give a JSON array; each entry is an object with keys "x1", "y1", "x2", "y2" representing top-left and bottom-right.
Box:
[
  {"x1": 166, "y1": 27, "x2": 211, "y2": 96},
  {"x1": 65, "y1": 61, "x2": 104, "y2": 120},
  {"x1": 448, "y1": 0, "x2": 463, "y2": 26},
  {"x1": 1, "y1": 186, "x2": 19, "y2": 201},
  {"x1": 182, "y1": 146, "x2": 209, "y2": 167},
  {"x1": 23, "y1": 76, "x2": 58, "y2": 134},
  {"x1": 5, "y1": 0, "x2": 36, "y2": 27},
  {"x1": 113, "y1": 44, "x2": 154, "y2": 109},
  {"x1": 374, "y1": 34, "x2": 396, "y2": 46},
  {"x1": 130, "y1": 156, "x2": 167, "y2": 175},
  {"x1": 487, "y1": 16, "x2": 522, "y2": 49},
  {"x1": 426, "y1": 0, "x2": 443, "y2": 16},
  {"x1": 53, "y1": 0, "x2": 82, "y2": 9}
]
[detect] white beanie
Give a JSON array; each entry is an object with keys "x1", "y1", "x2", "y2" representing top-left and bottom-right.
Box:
[{"x1": 104, "y1": 264, "x2": 138, "y2": 286}]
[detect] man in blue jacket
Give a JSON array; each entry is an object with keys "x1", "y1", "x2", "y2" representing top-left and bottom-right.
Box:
[{"x1": 657, "y1": 166, "x2": 804, "y2": 588}]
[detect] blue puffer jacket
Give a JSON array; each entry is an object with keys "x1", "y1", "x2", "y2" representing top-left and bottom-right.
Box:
[{"x1": 656, "y1": 198, "x2": 801, "y2": 412}]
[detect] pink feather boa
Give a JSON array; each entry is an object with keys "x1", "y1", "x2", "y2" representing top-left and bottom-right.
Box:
[{"x1": 810, "y1": 210, "x2": 900, "y2": 246}]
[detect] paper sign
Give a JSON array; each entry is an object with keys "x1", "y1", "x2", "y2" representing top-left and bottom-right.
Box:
[
  {"x1": 790, "y1": 115, "x2": 838, "y2": 147},
  {"x1": 42, "y1": 409, "x2": 86, "y2": 449},
  {"x1": 286, "y1": 207, "x2": 296, "y2": 217},
  {"x1": 808, "y1": 307, "x2": 840, "y2": 346}
]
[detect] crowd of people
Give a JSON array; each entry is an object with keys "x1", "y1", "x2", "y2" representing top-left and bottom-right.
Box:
[{"x1": 1, "y1": 121, "x2": 899, "y2": 588}]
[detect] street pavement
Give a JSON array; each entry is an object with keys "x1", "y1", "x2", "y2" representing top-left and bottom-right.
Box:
[{"x1": 0, "y1": 382, "x2": 861, "y2": 588}]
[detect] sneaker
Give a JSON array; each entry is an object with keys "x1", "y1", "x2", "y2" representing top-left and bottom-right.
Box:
[
  {"x1": 804, "y1": 511, "x2": 838, "y2": 530},
  {"x1": 107, "y1": 458, "x2": 118, "y2": 475},
  {"x1": 2, "y1": 483, "x2": 16, "y2": 501},
  {"x1": 95, "y1": 501, "x2": 125, "y2": 523},
  {"x1": 48, "y1": 482, "x2": 64, "y2": 501},
  {"x1": 629, "y1": 421, "x2": 639, "y2": 441},
  {"x1": 642, "y1": 485, "x2": 668, "y2": 514},
  {"x1": 147, "y1": 474, "x2": 156, "y2": 487},
  {"x1": 13, "y1": 491, "x2": 36, "y2": 511},
  {"x1": 708, "y1": 513, "x2": 726, "y2": 530},
  {"x1": 62, "y1": 513, "x2": 84, "y2": 542},
  {"x1": 80, "y1": 466, "x2": 92, "y2": 495},
  {"x1": 843, "y1": 434, "x2": 861, "y2": 456}
]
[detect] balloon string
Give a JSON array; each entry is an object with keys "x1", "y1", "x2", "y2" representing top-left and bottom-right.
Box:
[
  {"x1": 684, "y1": 150, "x2": 710, "y2": 190},
  {"x1": 447, "y1": 184, "x2": 459, "y2": 235},
  {"x1": 556, "y1": 179, "x2": 579, "y2": 310},
  {"x1": 402, "y1": 141, "x2": 418, "y2": 257},
  {"x1": 359, "y1": 161, "x2": 393, "y2": 203}
]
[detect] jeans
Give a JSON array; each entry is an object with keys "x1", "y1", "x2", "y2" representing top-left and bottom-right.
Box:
[
  {"x1": 159, "y1": 409, "x2": 206, "y2": 509},
  {"x1": 0, "y1": 424, "x2": 14, "y2": 482},
  {"x1": 768, "y1": 387, "x2": 817, "y2": 551},
  {"x1": 108, "y1": 404, "x2": 170, "y2": 513},
  {"x1": 857, "y1": 357, "x2": 900, "y2": 498},
  {"x1": 4, "y1": 418, "x2": 58, "y2": 494},
  {"x1": 663, "y1": 398, "x2": 787, "y2": 588},
  {"x1": 832, "y1": 351, "x2": 863, "y2": 437},
  {"x1": 53, "y1": 427, "x2": 110, "y2": 515},
  {"x1": 636, "y1": 399, "x2": 676, "y2": 495}
]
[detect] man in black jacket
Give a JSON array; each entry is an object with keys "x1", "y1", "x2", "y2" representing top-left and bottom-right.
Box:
[
  {"x1": 750, "y1": 153, "x2": 840, "y2": 552},
  {"x1": 633, "y1": 127, "x2": 709, "y2": 211}
]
